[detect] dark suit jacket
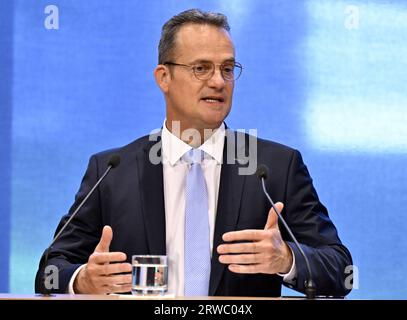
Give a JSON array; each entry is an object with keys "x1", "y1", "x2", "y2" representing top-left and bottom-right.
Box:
[{"x1": 35, "y1": 130, "x2": 352, "y2": 296}]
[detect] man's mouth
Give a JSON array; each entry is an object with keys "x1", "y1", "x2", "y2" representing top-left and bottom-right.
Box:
[{"x1": 201, "y1": 96, "x2": 225, "y2": 103}]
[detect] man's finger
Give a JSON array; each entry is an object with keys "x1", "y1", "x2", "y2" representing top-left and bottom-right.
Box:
[
  {"x1": 217, "y1": 242, "x2": 260, "y2": 254},
  {"x1": 102, "y1": 274, "x2": 132, "y2": 286},
  {"x1": 219, "y1": 253, "x2": 262, "y2": 265},
  {"x1": 228, "y1": 264, "x2": 262, "y2": 274},
  {"x1": 89, "y1": 252, "x2": 127, "y2": 265},
  {"x1": 101, "y1": 262, "x2": 132, "y2": 276},
  {"x1": 94, "y1": 225, "x2": 113, "y2": 253},
  {"x1": 107, "y1": 283, "x2": 133, "y2": 294},
  {"x1": 222, "y1": 229, "x2": 265, "y2": 242},
  {"x1": 264, "y1": 202, "x2": 284, "y2": 230}
]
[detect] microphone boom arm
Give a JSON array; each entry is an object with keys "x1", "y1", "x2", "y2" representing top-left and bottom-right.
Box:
[
  {"x1": 260, "y1": 177, "x2": 316, "y2": 299},
  {"x1": 40, "y1": 154, "x2": 120, "y2": 295}
]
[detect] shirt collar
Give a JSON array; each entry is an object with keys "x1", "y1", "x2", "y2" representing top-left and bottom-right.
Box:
[{"x1": 161, "y1": 120, "x2": 225, "y2": 166}]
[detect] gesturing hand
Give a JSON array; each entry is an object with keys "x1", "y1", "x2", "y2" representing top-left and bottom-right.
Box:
[
  {"x1": 74, "y1": 226, "x2": 132, "y2": 294},
  {"x1": 217, "y1": 202, "x2": 293, "y2": 275}
]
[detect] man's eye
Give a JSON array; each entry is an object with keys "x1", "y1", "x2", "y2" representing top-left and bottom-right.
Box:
[
  {"x1": 194, "y1": 64, "x2": 211, "y2": 73},
  {"x1": 222, "y1": 65, "x2": 234, "y2": 73}
]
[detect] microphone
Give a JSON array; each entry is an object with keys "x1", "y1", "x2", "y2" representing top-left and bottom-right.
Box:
[
  {"x1": 39, "y1": 154, "x2": 121, "y2": 295},
  {"x1": 256, "y1": 164, "x2": 316, "y2": 299}
]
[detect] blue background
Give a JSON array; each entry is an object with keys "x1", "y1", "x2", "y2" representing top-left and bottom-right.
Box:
[{"x1": 1, "y1": 0, "x2": 406, "y2": 298}]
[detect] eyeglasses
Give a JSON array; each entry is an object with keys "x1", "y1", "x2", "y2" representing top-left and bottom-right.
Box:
[{"x1": 163, "y1": 61, "x2": 243, "y2": 82}]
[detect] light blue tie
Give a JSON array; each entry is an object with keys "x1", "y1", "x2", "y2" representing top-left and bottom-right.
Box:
[{"x1": 183, "y1": 149, "x2": 211, "y2": 296}]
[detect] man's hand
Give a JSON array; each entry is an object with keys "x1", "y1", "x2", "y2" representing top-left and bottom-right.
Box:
[
  {"x1": 73, "y1": 226, "x2": 132, "y2": 294},
  {"x1": 217, "y1": 202, "x2": 293, "y2": 275}
]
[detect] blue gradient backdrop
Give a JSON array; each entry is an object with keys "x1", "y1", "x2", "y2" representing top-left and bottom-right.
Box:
[{"x1": 1, "y1": 0, "x2": 406, "y2": 298}]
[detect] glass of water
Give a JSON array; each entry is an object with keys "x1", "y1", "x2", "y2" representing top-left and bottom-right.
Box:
[{"x1": 132, "y1": 255, "x2": 168, "y2": 296}]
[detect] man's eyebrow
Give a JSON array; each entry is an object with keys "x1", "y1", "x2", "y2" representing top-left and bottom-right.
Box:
[{"x1": 189, "y1": 58, "x2": 236, "y2": 64}]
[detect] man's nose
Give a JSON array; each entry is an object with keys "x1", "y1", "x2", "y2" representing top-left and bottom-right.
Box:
[{"x1": 207, "y1": 68, "x2": 226, "y2": 89}]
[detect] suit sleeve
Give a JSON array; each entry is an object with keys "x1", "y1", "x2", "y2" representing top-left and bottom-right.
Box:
[
  {"x1": 282, "y1": 150, "x2": 353, "y2": 296},
  {"x1": 35, "y1": 155, "x2": 104, "y2": 293}
]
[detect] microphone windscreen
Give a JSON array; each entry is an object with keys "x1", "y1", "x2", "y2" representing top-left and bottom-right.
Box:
[
  {"x1": 108, "y1": 154, "x2": 121, "y2": 168},
  {"x1": 256, "y1": 164, "x2": 269, "y2": 180}
]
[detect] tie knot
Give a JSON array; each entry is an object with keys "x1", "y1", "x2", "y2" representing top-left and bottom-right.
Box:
[{"x1": 183, "y1": 148, "x2": 204, "y2": 165}]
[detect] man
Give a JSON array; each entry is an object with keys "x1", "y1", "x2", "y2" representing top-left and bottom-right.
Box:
[{"x1": 35, "y1": 9, "x2": 352, "y2": 297}]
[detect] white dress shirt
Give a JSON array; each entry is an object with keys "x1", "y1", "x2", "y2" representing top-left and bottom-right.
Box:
[
  {"x1": 69, "y1": 121, "x2": 296, "y2": 294},
  {"x1": 161, "y1": 121, "x2": 225, "y2": 296}
]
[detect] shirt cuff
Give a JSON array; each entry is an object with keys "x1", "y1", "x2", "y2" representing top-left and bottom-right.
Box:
[
  {"x1": 67, "y1": 264, "x2": 86, "y2": 294},
  {"x1": 277, "y1": 245, "x2": 297, "y2": 285}
]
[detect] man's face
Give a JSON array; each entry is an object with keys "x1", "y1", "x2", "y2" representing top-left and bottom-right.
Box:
[{"x1": 163, "y1": 23, "x2": 235, "y2": 131}]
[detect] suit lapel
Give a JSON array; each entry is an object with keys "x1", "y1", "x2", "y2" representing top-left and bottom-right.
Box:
[
  {"x1": 209, "y1": 130, "x2": 247, "y2": 295},
  {"x1": 136, "y1": 133, "x2": 166, "y2": 255}
]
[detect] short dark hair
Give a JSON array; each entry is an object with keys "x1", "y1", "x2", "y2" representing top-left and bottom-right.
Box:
[{"x1": 158, "y1": 9, "x2": 231, "y2": 64}]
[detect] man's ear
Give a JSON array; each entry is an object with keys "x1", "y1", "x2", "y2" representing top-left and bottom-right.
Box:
[{"x1": 154, "y1": 65, "x2": 171, "y2": 93}]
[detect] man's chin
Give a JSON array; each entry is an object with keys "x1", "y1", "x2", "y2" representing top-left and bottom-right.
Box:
[
  {"x1": 201, "y1": 109, "x2": 230, "y2": 128},
  {"x1": 201, "y1": 117, "x2": 226, "y2": 130}
]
